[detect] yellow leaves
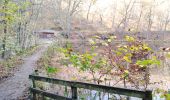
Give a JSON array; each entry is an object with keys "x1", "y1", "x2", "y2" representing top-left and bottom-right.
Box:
[
  {"x1": 123, "y1": 56, "x2": 131, "y2": 63},
  {"x1": 121, "y1": 70, "x2": 129, "y2": 78},
  {"x1": 166, "y1": 52, "x2": 170, "y2": 58},
  {"x1": 93, "y1": 35, "x2": 100, "y2": 39},
  {"x1": 25, "y1": 12, "x2": 30, "y2": 16},
  {"x1": 143, "y1": 44, "x2": 151, "y2": 51},
  {"x1": 123, "y1": 45, "x2": 128, "y2": 48},
  {"x1": 124, "y1": 70, "x2": 129, "y2": 74},
  {"x1": 115, "y1": 51, "x2": 122, "y2": 55},
  {"x1": 102, "y1": 42, "x2": 108, "y2": 46},
  {"x1": 108, "y1": 35, "x2": 116, "y2": 43},
  {"x1": 88, "y1": 39, "x2": 95, "y2": 45},
  {"x1": 110, "y1": 36, "x2": 117, "y2": 39},
  {"x1": 118, "y1": 47, "x2": 128, "y2": 52},
  {"x1": 71, "y1": 76, "x2": 77, "y2": 81},
  {"x1": 123, "y1": 53, "x2": 132, "y2": 63},
  {"x1": 130, "y1": 46, "x2": 139, "y2": 51},
  {"x1": 92, "y1": 53, "x2": 97, "y2": 56},
  {"x1": 125, "y1": 35, "x2": 135, "y2": 42},
  {"x1": 108, "y1": 39, "x2": 112, "y2": 43}
]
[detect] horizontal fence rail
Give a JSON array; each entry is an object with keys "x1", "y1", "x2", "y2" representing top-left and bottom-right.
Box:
[
  {"x1": 29, "y1": 74, "x2": 152, "y2": 100},
  {"x1": 30, "y1": 88, "x2": 72, "y2": 100}
]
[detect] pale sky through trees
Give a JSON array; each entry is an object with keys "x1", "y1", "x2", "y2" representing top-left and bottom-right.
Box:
[
  {"x1": 79, "y1": 0, "x2": 170, "y2": 30},
  {"x1": 34, "y1": 0, "x2": 170, "y2": 31}
]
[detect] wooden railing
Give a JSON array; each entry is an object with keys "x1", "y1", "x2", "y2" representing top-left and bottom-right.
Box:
[{"x1": 29, "y1": 74, "x2": 152, "y2": 100}]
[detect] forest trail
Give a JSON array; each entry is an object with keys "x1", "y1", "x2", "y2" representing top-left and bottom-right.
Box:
[{"x1": 0, "y1": 43, "x2": 50, "y2": 100}]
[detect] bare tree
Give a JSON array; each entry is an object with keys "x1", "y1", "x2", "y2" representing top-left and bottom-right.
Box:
[
  {"x1": 163, "y1": 9, "x2": 170, "y2": 31},
  {"x1": 86, "y1": 0, "x2": 96, "y2": 21},
  {"x1": 117, "y1": 0, "x2": 136, "y2": 32},
  {"x1": 111, "y1": 0, "x2": 117, "y2": 30},
  {"x1": 53, "y1": 0, "x2": 83, "y2": 38},
  {"x1": 136, "y1": 1, "x2": 144, "y2": 31}
]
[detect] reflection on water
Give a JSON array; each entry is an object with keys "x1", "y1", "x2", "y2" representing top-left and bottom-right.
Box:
[
  {"x1": 78, "y1": 89, "x2": 142, "y2": 100},
  {"x1": 72, "y1": 89, "x2": 142, "y2": 100}
]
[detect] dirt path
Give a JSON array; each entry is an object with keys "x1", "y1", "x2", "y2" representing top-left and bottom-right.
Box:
[{"x1": 0, "y1": 44, "x2": 49, "y2": 100}]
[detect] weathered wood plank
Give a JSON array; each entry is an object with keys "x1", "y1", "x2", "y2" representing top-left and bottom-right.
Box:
[
  {"x1": 32, "y1": 78, "x2": 36, "y2": 100},
  {"x1": 143, "y1": 91, "x2": 152, "y2": 100},
  {"x1": 71, "y1": 86, "x2": 77, "y2": 100},
  {"x1": 32, "y1": 70, "x2": 38, "y2": 99},
  {"x1": 30, "y1": 88, "x2": 72, "y2": 100},
  {"x1": 29, "y1": 75, "x2": 152, "y2": 99}
]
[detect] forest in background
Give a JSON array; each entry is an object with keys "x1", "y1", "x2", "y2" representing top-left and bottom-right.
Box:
[
  {"x1": 0, "y1": 0, "x2": 170, "y2": 100},
  {"x1": 0, "y1": 0, "x2": 43, "y2": 59}
]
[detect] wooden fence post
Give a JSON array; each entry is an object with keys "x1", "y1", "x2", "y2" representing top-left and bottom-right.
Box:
[
  {"x1": 32, "y1": 77, "x2": 36, "y2": 100},
  {"x1": 32, "y1": 70, "x2": 38, "y2": 100},
  {"x1": 71, "y1": 86, "x2": 77, "y2": 100},
  {"x1": 143, "y1": 90, "x2": 152, "y2": 100}
]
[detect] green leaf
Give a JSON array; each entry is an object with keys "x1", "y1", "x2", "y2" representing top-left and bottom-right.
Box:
[
  {"x1": 166, "y1": 94, "x2": 170, "y2": 100},
  {"x1": 136, "y1": 59, "x2": 160, "y2": 67},
  {"x1": 69, "y1": 54, "x2": 80, "y2": 66},
  {"x1": 136, "y1": 60, "x2": 152, "y2": 67},
  {"x1": 47, "y1": 66, "x2": 58, "y2": 74}
]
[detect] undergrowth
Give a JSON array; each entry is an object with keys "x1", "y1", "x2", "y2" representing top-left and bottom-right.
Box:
[{"x1": 36, "y1": 44, "x2": 59, "y2": 76}]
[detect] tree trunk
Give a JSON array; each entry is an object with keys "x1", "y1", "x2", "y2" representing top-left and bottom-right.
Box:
[
  {"x1": 87, "y1": 1, "x2": 92, "y2": 20},
  {"x1": 2, "y1": 26, "x2": 7, "y2": 58},
  {"x1": 2, "y1": 0, "x2": 8, "y2": 58},
  {"x1": 65, "y1": 15, "x2": 72, "y2": 38}
]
